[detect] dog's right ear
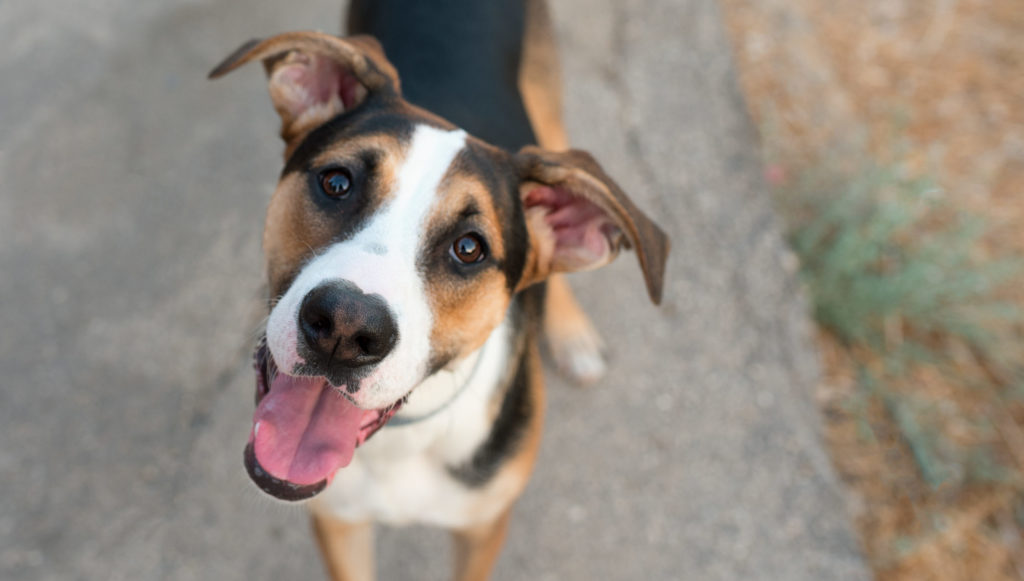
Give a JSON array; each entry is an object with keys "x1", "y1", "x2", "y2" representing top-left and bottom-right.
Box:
[{"x1": 209, "y1": 31, "x2": 401, "y2": 148}]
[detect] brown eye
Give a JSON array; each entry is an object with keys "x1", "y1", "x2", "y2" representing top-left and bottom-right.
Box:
[
  {"x1": 451, "y1": 233, "x2": 486, "y2": 264},
  {"x1": 319, "y1": 168, "x2": 353, "y2": 198}
]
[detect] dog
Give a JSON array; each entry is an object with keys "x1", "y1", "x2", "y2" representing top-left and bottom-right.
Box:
[{"x1": 209, "y1": 0, "x2": 669, "y2": 578}]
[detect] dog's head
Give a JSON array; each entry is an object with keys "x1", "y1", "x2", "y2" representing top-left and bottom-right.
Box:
[{"x1": 210, "y1": 32, "x2": 669, "y2": 501}]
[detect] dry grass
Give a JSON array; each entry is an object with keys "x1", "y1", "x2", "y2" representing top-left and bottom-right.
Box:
[
  {"x1": 718, "y1": 0, "x2": 1024, "y2": 579},
  {"x1": 721, "y1": 0, "x2": 1024, "y2": 214},
  {"x1": 818, "y1": 333, "x2": 1024, "y2": 581}
]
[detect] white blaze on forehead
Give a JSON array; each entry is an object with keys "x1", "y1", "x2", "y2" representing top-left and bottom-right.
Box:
[{"x1": 266, "y1": 124, "x2": 468, "y2": 409}]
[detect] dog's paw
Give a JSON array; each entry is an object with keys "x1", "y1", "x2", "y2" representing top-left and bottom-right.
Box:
[
  {"x1": 545, "y1": 312, "x2": 607, "y2": 386},
  {"x1": 542, "y1": 275, "x2": 608, "y2": 386}
]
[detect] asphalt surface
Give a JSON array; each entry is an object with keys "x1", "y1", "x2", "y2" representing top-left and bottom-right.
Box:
[{"x1": 0, "y1": 0, "x2": 870, "y2": 579}]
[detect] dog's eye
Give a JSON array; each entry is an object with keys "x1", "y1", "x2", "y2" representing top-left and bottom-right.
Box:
[
  {"x1": 319, "y1": 168, "x2": 353, "y2": 198},
  {"x1": 450, "y1": 233, "x2": 486, "y2": 264}
]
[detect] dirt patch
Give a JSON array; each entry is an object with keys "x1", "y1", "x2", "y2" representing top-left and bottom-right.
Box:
[{"x1": 719, "y1": 1, "x2": 1024, "y2": 579}]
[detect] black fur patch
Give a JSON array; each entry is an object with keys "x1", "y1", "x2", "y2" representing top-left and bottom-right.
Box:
[
  {"x1": 447, "y1": 338, "x2": 533, "y2": 488},
  {"x1": 348, "y1": 0, "x2": 536, "y2": 151}
]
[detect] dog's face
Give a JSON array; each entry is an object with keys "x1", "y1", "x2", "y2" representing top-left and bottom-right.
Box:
[
  {"x1": 211, "y1": 32, "x2": 669, "y2": 501},
  {"x1": 263, "y1": 119, "x2": 530, "y2": 404}
]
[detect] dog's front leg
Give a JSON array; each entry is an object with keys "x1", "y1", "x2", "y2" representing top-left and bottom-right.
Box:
[
  {"x1": 451, "y1": 509, "x2": 512, "y2": 581},
  {"x1": 311, "y1": 512, "x2": 375, "y2": 581},
  {"x1": 543, "y1": 274, "x2": 607, "y2": 384}
]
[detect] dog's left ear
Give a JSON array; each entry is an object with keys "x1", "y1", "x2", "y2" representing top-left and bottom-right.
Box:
[
  {"x1": 515, "y1": 146, "x2": 670, "y2": 304},
  {"x1": 209, "y1": 31, "x2": 401, "y2": 149}
]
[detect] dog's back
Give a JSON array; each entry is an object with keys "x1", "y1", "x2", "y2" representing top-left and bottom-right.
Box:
[{"x1": 347, "y1": 0, "x2": 536, "y2": 151}]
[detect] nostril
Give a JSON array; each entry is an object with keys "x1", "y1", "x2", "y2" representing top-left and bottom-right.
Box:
[
  {"x1": 298, "y1": 290, "x2": 338, "y2": 354},
  {"x1": 353, "y1": 333, "x2": 375, "y2": 356},
  {"x1": 308, "y1": 313, "x2": 332, "y2": 337}
]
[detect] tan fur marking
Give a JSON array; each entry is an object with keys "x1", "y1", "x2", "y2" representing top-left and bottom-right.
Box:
[
  {"x1": 310, "y1": 513, "x2": 375, "y2": 581},
  {"x1": 430, "y1": 270, "x2": 511, "y2": 367},
  {"x1": 452, "y1": 508, "x2": 512, "y2": 581},
  {"x1": 424, "y1": 168, "x2": 513, "y2": 364},
  {"x1": 264, "y1": 172, "x2": 331, "y2": 294},
  {"x1": 518, "y1": 0, "x2": 569, "y2": 151}
]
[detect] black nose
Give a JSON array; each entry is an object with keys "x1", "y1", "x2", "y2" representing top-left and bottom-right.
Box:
[{"x1": 298, "y1": 281, "x2": 398, "y2": 369}]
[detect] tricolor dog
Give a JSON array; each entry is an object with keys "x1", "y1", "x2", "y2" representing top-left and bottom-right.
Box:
[{"x1": 210, "y1": 0, "x2": 669, "y2": 579}]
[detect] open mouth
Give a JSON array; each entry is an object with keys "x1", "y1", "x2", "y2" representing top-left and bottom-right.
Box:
[{"x1": 245, "y1": 339, "x2": 403, "y2": 501}]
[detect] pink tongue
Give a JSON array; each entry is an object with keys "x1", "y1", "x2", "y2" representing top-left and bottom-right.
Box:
[{"x1": 251, "y1": 373, "x2": 365, "y2": 485}]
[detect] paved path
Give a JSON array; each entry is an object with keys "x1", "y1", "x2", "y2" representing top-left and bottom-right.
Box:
[{"x1": 0, "y1": 0, "x2": 868, "y2": 579}]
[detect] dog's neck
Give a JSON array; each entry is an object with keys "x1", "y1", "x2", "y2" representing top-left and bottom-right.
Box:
[{"x1": 389, "y1": 315, "x2": 514, "y2": 426}]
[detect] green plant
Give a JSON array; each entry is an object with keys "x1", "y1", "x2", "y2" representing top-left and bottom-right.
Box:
[{"x1": 776, "y1": 157, "x2": 1024, "y2": 489}]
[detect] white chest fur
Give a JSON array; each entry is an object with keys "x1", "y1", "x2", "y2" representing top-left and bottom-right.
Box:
[{"x1": 310, "y1": 320, "x2": 514, "y2": 529}]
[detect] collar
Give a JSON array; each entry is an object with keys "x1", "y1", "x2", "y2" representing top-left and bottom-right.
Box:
[{"x1": 385, "y1": 337, "x2": 491, "y2": 428}]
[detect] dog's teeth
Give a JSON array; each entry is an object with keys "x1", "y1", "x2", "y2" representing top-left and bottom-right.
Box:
[{"x1": 254, "y1": 422, "x2": 261, "y2": 438}]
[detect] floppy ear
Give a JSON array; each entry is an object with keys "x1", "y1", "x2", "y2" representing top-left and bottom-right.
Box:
[
  {"x1": 515, "y1": 147, "x2": 670, "y2": 304},
  {"x1": 209, "y1": 31, "x2": 401, "y2": 148}
]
